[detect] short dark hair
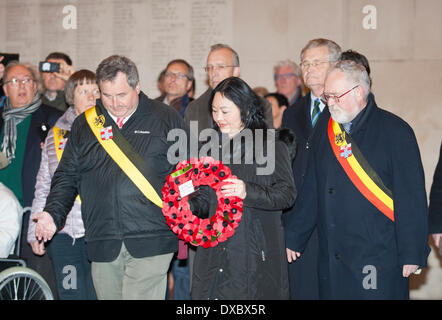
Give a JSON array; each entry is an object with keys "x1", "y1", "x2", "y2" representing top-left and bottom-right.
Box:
[
  {"x1": 209, "y1": 77, "x2": 267, "y2": 130},
  {"x1": 65, "y1": 69, "x2": 97, "y2": 106},
  {"x1": 340, "y1": 50, "x2": 372, "y2": 88},
  {"x1": 166, "y1": 59, "x2": 194, "y2": 81},
  {"x1": 340, "y1": 50, "x2": 371, "y2": 76},
  {"x1": 45, "y1": 52, "x2": 72, "y2": 66},
  {"x1": 96, "y1": 55, "x2": 139, "y2": 89},
  {"x1": 264, "y1": 92, "x2": 289, "y2": 109}
]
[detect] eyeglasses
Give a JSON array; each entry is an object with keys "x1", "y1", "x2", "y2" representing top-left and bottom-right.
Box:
[
  {"x1": 164, "y1": 71, "x2": 189, "y2": 80},
  {"x1": 4, "y1": 78, "x2": 34, "y2": 87},
  {"x1": 78, "y1": 89, "x2": 100, "y2": 96},
  {"x1": 274, "y1": 72, "x2": 296, "y2": 81},
  {"x1": 204, "y1": 65, "x2": 236, "y2": 73},
  {"x1": 321, "y1": 85, "x2": 359, "y2": 104},
  {"x1": 300, "y1": 60, "x2": 329, "y2": 69}
]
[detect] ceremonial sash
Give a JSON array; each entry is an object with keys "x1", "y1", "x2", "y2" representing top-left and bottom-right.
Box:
[
  {"x1": 53, "y1": 126, "x2": 82, "y2": 204},
  {"x1": 85, "y1": 106, "x2": 163, "y2": 208},
  {"x1": 327, "y1": 118, "x2": 394, "y2": 222}
]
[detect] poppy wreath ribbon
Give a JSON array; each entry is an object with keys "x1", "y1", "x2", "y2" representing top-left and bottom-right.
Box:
[{"x1": 162, "y1": 156, "x2": 244, "y2": 248}]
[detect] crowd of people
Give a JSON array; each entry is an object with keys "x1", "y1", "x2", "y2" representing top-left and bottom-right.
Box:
[{"x1": 0, "y1": 37, "x2": 440, "y2": 300}]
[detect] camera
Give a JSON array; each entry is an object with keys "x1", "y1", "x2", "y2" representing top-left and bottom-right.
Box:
[
  {"x1": 0, "y1": 53, "x2": 20, "y2": 67},
  {"x1": 39, "y1": 61, "x2": 60, "y2": 73},
  {"x1": 39, "y1": 122, "x2": 50, "y2": 142}
]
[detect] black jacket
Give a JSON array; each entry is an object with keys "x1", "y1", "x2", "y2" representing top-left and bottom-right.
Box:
[
  {"x1": 0, "y1": 103, "x2": 62, "y2": 207},
  {"x1": 285, "y1": 98, "x2": 430, "y2": 299},
  {"x1": 429, "y1": 142, "x2": 442, "y2": 233},
  {"x1": 44, "y1": 92, "x2": 187, "y2": 262},
  {"x1": 191, "y1": 130, "x2": 296, "y2": 300},
  {"x1": 280, "y1": 93, "x2": 325, "y2": 299}
]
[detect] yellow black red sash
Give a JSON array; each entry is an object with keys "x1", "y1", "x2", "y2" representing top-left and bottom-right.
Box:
[
  {"x1": 85, "y1": 106, "x2": 163, "y2": 208},
  {"x1": 53, "y1": 126, "x2": 82, "y2": 204},
  {"x1": 327, "y1": 118, "x2": 394, "y2": 222}
]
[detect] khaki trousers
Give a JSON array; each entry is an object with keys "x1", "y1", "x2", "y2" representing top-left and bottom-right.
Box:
[{"x1": 91, "y1": 243, "x2": 173, "y2": 300}]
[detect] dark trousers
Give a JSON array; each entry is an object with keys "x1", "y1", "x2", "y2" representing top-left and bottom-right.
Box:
[
  {"x1": 166, "y1": 254, "x2": 190, "y2": 300},
  {"x1": 46, "y1": 233, "x2": 96, "y2": 300}
]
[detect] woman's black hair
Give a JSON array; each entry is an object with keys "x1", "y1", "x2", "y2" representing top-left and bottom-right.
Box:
[
  {"x1": 264, "y1": 92, "x2": 289, "y2": 109},
  {"x1": 209, "y1": 77, "x2": 268, "y2": 131}
]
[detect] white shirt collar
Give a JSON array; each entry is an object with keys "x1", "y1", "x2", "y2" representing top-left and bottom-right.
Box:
[
  {"x1": 310, "y1": 92, "x2": 326, "y2": 114},
  {"x1": 107, "y1": 107, "x2": 137, "y2": 127}
]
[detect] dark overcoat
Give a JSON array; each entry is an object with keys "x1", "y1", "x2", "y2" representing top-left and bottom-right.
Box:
[
  {"x1": 429, "y1": 142, "x2": 442, "y2": 233},
  {"x1": 191, "y1": 131, "x2": 296, "y2": 300},
  {"x1": 285, "y1": 97, "x2": 430, "y2": 299},
  {"x1": 0, "y1": 102, "x2": 61, "y2": 298},
  {"x1": 281, "y1": 94, "x2": 326, "y2": 299},
  {"x1": 0, "y1": 103, "x2": 62, "y2": 207}
]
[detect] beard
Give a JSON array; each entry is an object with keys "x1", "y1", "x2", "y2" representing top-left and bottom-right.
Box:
[{"x1": 329, "y1": 104, "x2": 354, "y2": 124}]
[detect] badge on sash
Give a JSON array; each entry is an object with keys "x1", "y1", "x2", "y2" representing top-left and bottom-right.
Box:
[
  {"x1": 100, "y1": 126, "x2": 113, "y2": 140},
  {"x1": 58, "y1": 138, "x2": 68, "y2": 150},
  {"x1": 340, "y1": 143, "x2": 352, "y2": 158}
]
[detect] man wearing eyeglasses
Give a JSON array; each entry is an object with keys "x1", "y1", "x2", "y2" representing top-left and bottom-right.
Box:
[
  {"x1": 285, "y1": 60, "x2": 430, "y2": 299},
  {"x1": 156, "y1": 59, "x2": 194, "y2": 118},
  {"x1": 184, "y1": 43, "x2": 273, "y2": 137},
  {"x1": 273, "y1": 60, "x2": 302, "y2": 108},
  {"x1": 0, "y1": 61, "x2": 62, "y2": 297},
  {"x1": 281, "y1": 38, "x2": 341, "y2": 300},
  {"x1": 184, "y1": 44, "x2": 240, "y2": 136}
]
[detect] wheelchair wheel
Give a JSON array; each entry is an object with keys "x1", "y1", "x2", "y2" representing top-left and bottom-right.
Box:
[{"x1": 0, "y1": 266, "x2": 53, "y2": 300}]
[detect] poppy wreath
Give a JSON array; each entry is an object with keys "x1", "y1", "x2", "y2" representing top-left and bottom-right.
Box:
[{"x1": 162, "y1": 156, "x2": 243, "y2": 248}]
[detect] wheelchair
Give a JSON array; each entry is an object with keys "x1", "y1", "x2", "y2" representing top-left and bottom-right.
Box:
[{"x1": 0, "y1": 208, "x2": 54, "y2": 300}]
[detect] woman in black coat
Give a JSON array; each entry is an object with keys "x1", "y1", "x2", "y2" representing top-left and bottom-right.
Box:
[{"x1": 190, "y1": 77, "x2": 296, "y2": 300}]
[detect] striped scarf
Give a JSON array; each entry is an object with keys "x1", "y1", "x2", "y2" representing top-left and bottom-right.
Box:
[{"x1": 1, "y1": 92, "x2": 41, "y2": 163}]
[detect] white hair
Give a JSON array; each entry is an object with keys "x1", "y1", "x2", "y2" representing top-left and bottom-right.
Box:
[
  {"x1": 273, "y1": 60, "x2": 301, "y2": 78},
  {"x1": 329, "y1": 60, "x2": 371, "y2": 99}
]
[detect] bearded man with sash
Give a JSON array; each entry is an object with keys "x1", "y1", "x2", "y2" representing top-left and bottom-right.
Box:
[
  {"x1": 33, "y1": 55, "x2": 188, "y2": 300},
  {"x1": 285, "y1": 60, "x2": 430, "y2": 299}
]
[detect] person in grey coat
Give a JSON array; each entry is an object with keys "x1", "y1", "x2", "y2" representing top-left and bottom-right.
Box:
[{"x1": 29, "y1": 70, "x2": 99, "y2": 299}]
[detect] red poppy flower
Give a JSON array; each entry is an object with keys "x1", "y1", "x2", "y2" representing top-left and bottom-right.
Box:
[{"x1": 162, "y1": 157, "x2": 243, "y2": 247}]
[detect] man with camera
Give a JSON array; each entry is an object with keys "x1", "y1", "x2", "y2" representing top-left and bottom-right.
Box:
[
  {"x1": 40, "y1": 52, "x2": 75, "y2": 112},
  {"x1": 0, "y1": 60, "x2": 62, "y2": 297}
]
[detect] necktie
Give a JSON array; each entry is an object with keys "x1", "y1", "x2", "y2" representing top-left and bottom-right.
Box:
[
  {"x1": 312, "y1": 99, "x2": 321, "y2": 127},
  {"x1": 116, "y1": 117, "x2": 125, "y2": 129},
  {"x1": 343, "y1": 122, "x2": 352, "y2": 134}
]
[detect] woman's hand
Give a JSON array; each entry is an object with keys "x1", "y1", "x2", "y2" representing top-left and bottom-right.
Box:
[{"x1": 221, "y1": 178, "x2": 246, "y2": 199}]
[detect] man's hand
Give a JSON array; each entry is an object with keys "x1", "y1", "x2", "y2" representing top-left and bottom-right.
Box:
[
  {"x1": 32, "y1": 211, "x2": 56, "y2": 242},
  {"x1": 432, "y1": 233, "x2": 442, "y2": 248},
  {"x1": 402, "y1": 264, "x2": 420, "y2": 277},
  {"x1": 286, "y1": 248, "x2": 301, "y2": 263},
  {"x1": 30, "y1": 241, "x2": 46, "y2": 256},
  {"x1": 53, "y1": 60, "x2": 74, "y2": 82}
]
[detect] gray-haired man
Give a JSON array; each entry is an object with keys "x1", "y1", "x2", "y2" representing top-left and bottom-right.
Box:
[
  {"x1": 282, "y1": 38, "x2": 342, "y2": 299},
  {"x1": 184, "y1": 43, "x2": 273, "y2": 137},
  {"x1": 273, "y1": 60, "x2": 302, "y2": 107}
]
